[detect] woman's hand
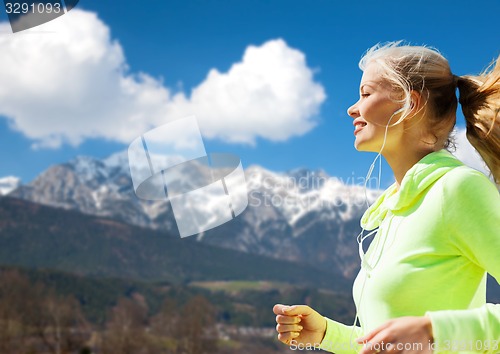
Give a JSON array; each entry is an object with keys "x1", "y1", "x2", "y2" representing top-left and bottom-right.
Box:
[
  {"x1": 273, "y1": 304, "x2": 327, "y2": 347},
  {"x1": 356, "y1": 316, "x2": 434, "y2": 354}
]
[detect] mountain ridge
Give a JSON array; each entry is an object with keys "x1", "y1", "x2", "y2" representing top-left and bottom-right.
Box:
[
  {"x1": 0, "y1": 176, "x2": 20, "y2": 195},
  {"x1": 3, "y1": 152, "x2": 500, "y2": 301},
  {"x1": 7, "y1": 150, "x2": 380, "y2": 279},
  {"x1": 0, "y1": 196, "x2": 351, "y2": 291}
]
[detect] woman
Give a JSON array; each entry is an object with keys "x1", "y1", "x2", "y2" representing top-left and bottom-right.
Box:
[{"x1": 273, "y1": 42, "x2": 500, "y2": 354}]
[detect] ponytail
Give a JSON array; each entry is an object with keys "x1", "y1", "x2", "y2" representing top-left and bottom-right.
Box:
[{"x1": 457, "y1": 55, "x2": 500, "y2": 185}]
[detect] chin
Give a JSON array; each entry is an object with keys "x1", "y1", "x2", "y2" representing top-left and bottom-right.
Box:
[
  {"x1": 354, "y1": 139, "x2": 368, "y2": 151},
  {"x1": 354, "y1": 139, "x2": 379, "y2": 153}
]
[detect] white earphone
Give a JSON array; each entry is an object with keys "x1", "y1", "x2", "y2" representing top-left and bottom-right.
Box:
[
  {"x1": 393, "y1": 106, "x2": 406, "y2": 115},
  {"x1": 349, "y1": 105, "x2": 407, "y2": 348}
]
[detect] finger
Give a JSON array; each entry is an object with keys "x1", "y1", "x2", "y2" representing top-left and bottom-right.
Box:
[
  {"x1": 278, "y1": 331, "x2": 300, "y2": 344},
  {"x1": 276, "y1": 314, "x2": 302, "y2": 324},
  {"x1": 276, "y1": 323, "x2": 303, "y2": 333},
  {"x1": 273, "y1": 304, "x2": 289, "y2": 315},
  {"x1": 357, "y1": 321, "x2": 391, "y2": 344},
  {"x1": 282, "y1": 305, "x2": 313, "y2": 316},
  {"x1": 358, "y1": 332, "x2": 390, "y2": 354},
  {"x1": 384, "y1": 342, "x2": 397, "y2": 353},
  {"x1": 359, "y1": 342, "x2": 382, "y2": 354}
]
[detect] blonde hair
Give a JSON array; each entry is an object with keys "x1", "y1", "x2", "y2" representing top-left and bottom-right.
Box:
[{"x1": 359, "y1": 41, "x2": 500, "y2": 184}]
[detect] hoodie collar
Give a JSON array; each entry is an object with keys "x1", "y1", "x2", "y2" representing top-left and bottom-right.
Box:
[{"x1": 360, "y1": 149, "x2": 464, "y2": 230}]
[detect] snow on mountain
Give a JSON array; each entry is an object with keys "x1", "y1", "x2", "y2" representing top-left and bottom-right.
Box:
[
  {"x1": 71, "y1": 156, "x2": 110, "y2": 183},
  {"x1": 103, "y1": 150, "x2": 130, "y2": 170},
  {"x1": 0, "y1": 176, "x2": 21, "y2": 195},
  {"x1": 245, "y1": 165, "x2": 379, "y2": 227},
  {"x1": 10, "y1": 152, "x2": 382, "y2": 279}
]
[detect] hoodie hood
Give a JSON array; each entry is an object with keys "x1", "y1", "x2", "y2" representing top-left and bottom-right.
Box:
[{"x1": 361, "y1": 149, "x2": 464, "y2": 230}]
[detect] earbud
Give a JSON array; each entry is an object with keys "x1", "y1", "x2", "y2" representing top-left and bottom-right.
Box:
[
  {"x1": 393, "y1": 106, "x2": 405, "y2": 115},
  {"x1": 383, "y1": 106, "x2": 407, "y2": 128}
]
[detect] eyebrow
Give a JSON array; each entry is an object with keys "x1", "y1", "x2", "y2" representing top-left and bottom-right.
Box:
[{"x1": 360, "y1": 83, "x2": 378, "y2": 92}]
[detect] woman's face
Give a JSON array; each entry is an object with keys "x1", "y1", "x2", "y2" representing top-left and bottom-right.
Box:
[{"x1": 347, "y1": 63, "x2": 404, "y2": 152}]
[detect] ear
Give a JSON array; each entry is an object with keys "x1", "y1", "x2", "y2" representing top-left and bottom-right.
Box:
[
  {"x1": 409, "y1": 90, "x2": 423, "y2": 113},
  {"x1": 402, "y1": 90, "x2": 426, "y2": 130}
]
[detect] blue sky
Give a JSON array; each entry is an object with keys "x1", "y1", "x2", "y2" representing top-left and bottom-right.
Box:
[{"x1": 0, "y1": 0, "x2": 498, "y2": 188}]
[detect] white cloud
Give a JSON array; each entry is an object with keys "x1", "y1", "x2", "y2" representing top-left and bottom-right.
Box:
[
  {"x1": 0, "y1": 10, "x2": 325, "y2": 148},
  {"x1": 453, "y1": 127, "x2": 492, "y2": 178},
  {"x1": 166, "y1": 39, "x2": 326, "y2": 144}
]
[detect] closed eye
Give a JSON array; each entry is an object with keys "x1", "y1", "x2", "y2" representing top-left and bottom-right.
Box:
[{"x1": 361, "y1": 94, "x2": 370, "y2": 98}]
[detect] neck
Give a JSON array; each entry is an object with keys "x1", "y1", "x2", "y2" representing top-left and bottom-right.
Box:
[{"x1": 383, "y1": 148, "x2": 437, "y2": 190}]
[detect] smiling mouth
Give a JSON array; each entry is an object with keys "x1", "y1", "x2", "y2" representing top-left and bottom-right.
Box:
[{"x1": 354, "y1": 122, "x2": 367, "y2": 135}]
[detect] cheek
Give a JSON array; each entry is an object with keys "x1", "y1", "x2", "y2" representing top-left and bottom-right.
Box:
[
  {"x1": 361, "y1": 105, "x2": 383, "y2": 124},
  {"x1": 361, "y1": 102, "x2": 394, "y2": 125}
]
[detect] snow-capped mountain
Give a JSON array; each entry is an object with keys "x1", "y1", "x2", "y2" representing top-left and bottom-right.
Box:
[
  {"x1": 10, "y1": 152, "x2": 382, "y2": 279},
  {"x1": 0, "y1": 176, "x2": 21, "y2": 195}
]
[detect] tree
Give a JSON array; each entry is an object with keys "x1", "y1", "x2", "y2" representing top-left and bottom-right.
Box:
[
  {"x1": 149, "y1": 297, "x2": 178, "y2": 353},
  {"x1": 0, "y1": 270, "x2": 44, "y2": 354},
  {"x1": 151, "y1": 297, "x2": 177, "y2": 337},
  {"x1": 175, "y1": 295, "x2": 218, "y2": 354},
  {"x1": 101, "y1": 297, "x2": 149, "y2": 354},
  {"x1": 34, "y1": 289, "x2": 91, "y2": 354}
]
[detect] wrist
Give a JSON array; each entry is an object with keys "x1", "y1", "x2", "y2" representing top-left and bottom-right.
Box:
[
  {"x1": 320, "y1": 316, "x2": 327, "y2": 341},
  {"x1": 424, "y1": 315, "x2": 434, "y2": 342},
  {"x1": 315, "y1": 316, "x2": 328, "y2": 346}
]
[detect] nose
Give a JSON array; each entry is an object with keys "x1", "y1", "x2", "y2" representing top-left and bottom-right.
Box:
[{"x1": 347, "y1": 102, "x2": 360, "y2": 118}]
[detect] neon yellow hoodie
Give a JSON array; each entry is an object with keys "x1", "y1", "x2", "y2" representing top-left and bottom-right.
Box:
[{"x1": 319, "y1": 149, "x2": 500, "y2": 354}]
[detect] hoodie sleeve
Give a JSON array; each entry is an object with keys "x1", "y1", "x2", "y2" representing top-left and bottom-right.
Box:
[
  {"x1": 319, "y1": 317, "x2": 363, "y2": 353},
  {"x1": 425, "y1": 168, "x2": 500, "y2": 354}
]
